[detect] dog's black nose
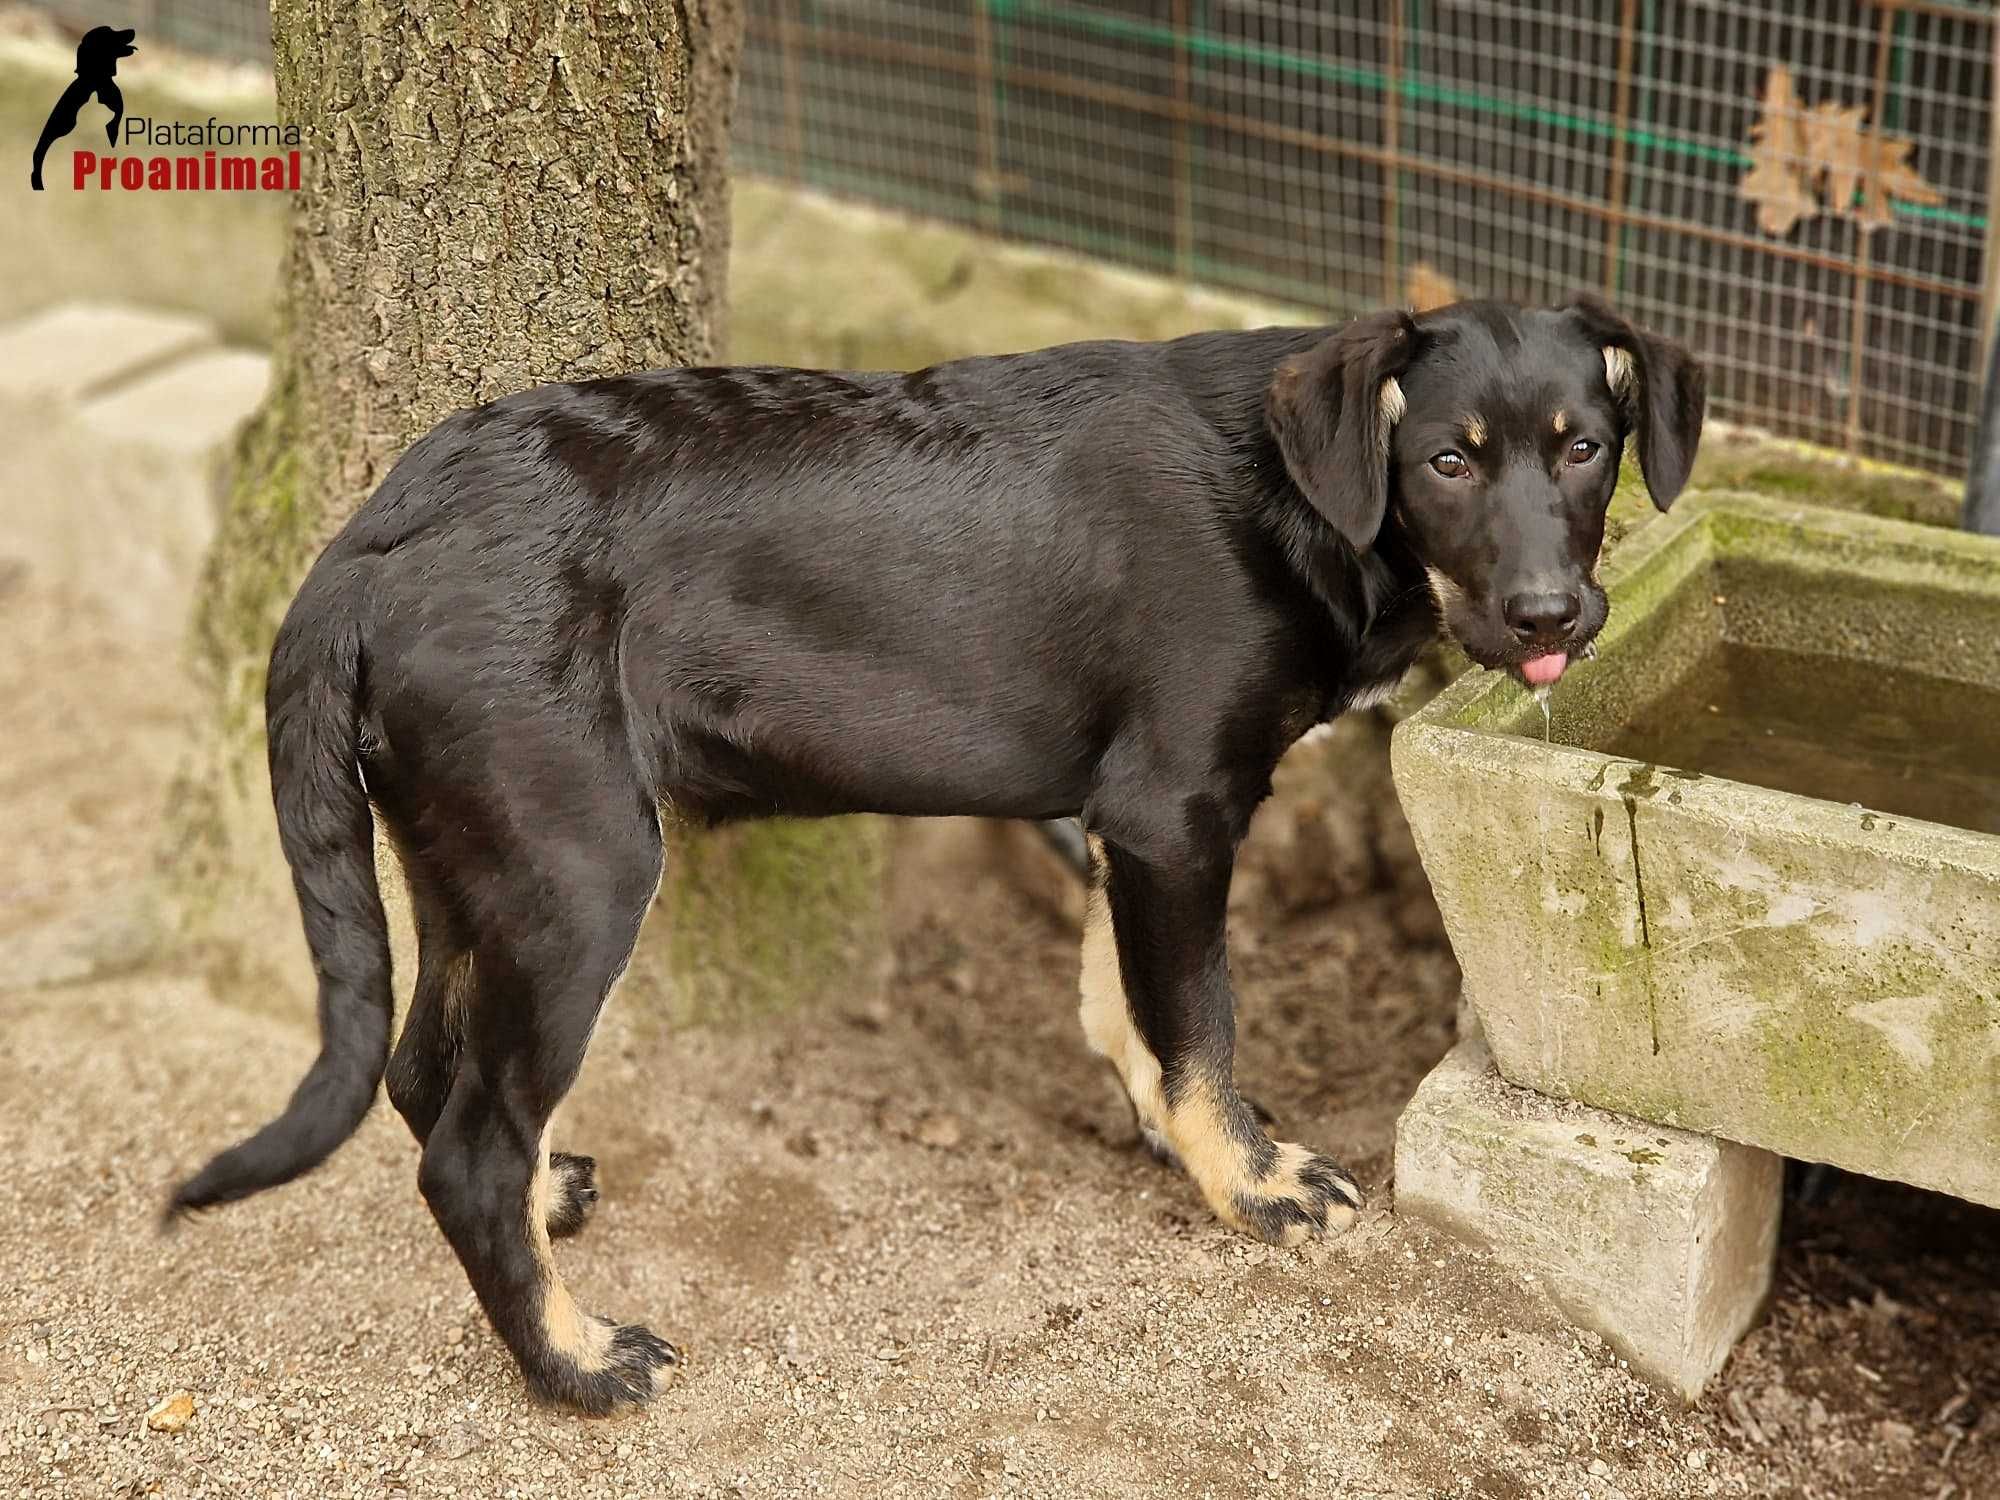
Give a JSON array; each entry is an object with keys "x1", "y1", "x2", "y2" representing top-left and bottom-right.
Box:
[{"x1": 1504, "y1": 591, "x2": 1580, "y2": 643}]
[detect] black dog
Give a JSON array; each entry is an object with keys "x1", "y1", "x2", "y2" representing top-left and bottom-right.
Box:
[
  {"x1": 31, "y1": 25, "x2": 135, "y2": 191},
  {"x1": 171, "y1": 297, "x2": 1703, "y2": 1413}
]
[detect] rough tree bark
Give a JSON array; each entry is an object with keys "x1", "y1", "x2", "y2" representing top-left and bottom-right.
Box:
[{"x1": 173, "y1": 0, "x2": 886, "y2": 1024}]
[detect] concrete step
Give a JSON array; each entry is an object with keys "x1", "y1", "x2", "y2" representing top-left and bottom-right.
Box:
[
  {"x1": 1396, "y1": 1035, "x2": 1782, "y2": 1402},
  {"x1": 1, "y1": 302, "x2": 268, "y2": 641},
  {"x1": 0, "y1": 302, "x2": 216, "y2": 404},
  {"x1": 78, "y1": 346, "x2": 271, "y2": 454}
]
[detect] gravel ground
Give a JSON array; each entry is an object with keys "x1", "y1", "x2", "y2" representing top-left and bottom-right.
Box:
[{"x1": 5, "y1": 545, "x2": 1996, "y2": 1500}]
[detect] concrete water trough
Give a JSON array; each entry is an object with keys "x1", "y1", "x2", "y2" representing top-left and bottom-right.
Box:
[{"x1": 1390, "y1": 492, "x2": 2000, "y2": 1394}]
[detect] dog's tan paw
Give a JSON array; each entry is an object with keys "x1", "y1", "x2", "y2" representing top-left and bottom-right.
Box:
[
  {"x1": 528, "y1": 1321, "x2": 681, "y2": 1415},
  {"x1": 1227, "y1": 1144, "x2": 1363, "y2": 1247},
  {"x1": 544, "y1": 1151, "x2": 599, "y2": 1239}
]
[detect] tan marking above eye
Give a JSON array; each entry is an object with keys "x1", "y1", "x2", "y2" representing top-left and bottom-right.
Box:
[
  {"x1": 1463, "y1": 414, "x2": 1487, "y2": 447},
  {"x1": 1552, "y1": 410, "x2": 1570, "y2": 435}
]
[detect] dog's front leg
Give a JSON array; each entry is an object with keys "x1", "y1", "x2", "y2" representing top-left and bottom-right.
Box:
[{"x1": 1079, "y1": 832, "x2": 1362, "y2": 1246}]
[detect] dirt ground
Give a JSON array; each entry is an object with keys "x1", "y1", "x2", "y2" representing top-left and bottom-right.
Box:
[{"x1": 4, "y1": 540, "x2": 1998, "y2": 1500}]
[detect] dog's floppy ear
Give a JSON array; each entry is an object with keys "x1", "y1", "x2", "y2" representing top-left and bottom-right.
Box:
[
  {"x1": 1564, "y1": 294, "x2": 1706, "y2": 511},
  {"x1": 1265, "y1": 309, "x2": 1420, "y2": 551}
]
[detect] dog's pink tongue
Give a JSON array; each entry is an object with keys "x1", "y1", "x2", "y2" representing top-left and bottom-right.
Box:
[{"x1": 1520, "y1": 652, "x2": 1568, "y2": 687}]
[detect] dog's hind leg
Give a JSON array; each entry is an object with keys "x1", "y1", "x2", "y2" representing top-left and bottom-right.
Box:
[
  {"x1": 386, "y1": 851, "x2": 602, "y2": 1240},
  {"x1": 1078, "y1": 828, "x2": 1362, "y2": 1247},
  {"x1": 415, "y1": 784, "x2": 671, "y2": 1413},
  {"x1": 384, "y1": 871, "x2": 467, "y2": 1149}
]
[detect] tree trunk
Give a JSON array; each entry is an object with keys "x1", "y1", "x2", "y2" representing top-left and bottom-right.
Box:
[{"x1": 171, "y1": 0, "x2": 886, "y2": 1024}]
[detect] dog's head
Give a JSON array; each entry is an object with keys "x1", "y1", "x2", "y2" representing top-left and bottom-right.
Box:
[
  {"x1": 1266, "y1": 296, "x2": 1704, "y2": 687},
  {"x1": 76, "y1": 26, "x2": 137, "y2": 77}
]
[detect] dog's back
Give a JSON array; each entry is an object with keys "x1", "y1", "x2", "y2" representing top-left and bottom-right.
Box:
[{"x1": 337, "y1": 331, "x2": 1329, "y2": 823}]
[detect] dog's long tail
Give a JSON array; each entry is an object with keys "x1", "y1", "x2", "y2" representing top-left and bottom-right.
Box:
[{"x1": 168, "y1": 558, "x2": 392, "y2": 1218}]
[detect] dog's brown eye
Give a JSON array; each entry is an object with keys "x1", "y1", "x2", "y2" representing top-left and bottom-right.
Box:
[
  {"x1": 1566, "y1": 439, "x2": 1601, "y2": 466},
  {"x1": 1429, "y1": 451, "x2": 1468, "y2": 478}
]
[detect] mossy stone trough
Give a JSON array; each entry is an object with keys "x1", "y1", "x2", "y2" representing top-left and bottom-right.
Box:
[{"x1": 1392, "y1": 493, "x2": 2000, "y2": 1207}]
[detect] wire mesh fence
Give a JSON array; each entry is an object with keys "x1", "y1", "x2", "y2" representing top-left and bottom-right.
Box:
[
  {"x1": 27, "y1": 0, "x2": 1993, "y2": 473},
  {"x1": 740, "y1": 0, "x2": 1996, "y2": 475}
]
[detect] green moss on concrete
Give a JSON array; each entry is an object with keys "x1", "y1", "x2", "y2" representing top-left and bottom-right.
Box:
[
  {"x1": 634, "y1": 815, "x2": 892, "y2": 1028},
  {"x1": 1690, "y1": 432, "x2": 1960, "y2": 527},
  {"x1": 1603, "y1": 453, "x2": 1659, "y2": 554},
  {"x1": 190, "y1": 373, "x2": 313, "y2": 703},
  {"x1": 161, "y1": 369, "x2": 320, "y2": 1009},
  {"x1": 1754, "y1": 1013, "x2": 1890, "y2": 1132},
  {"x1": 1396, "y1": 494, "x2": 2000, "y2": 1206},
  {"x1": 1748, "y1": 955, "x2": 1998, "y2": 1156},
  {"x1": 1584, "y1": 427, "x2": 1960, "y2": 636}
]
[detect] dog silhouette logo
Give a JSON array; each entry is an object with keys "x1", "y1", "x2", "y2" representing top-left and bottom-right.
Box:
[{"x1": 32, "y1": 25, "x2": 136, "y2": 191}]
